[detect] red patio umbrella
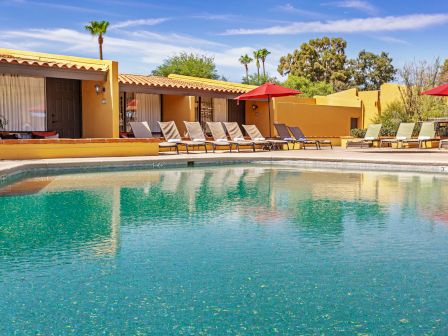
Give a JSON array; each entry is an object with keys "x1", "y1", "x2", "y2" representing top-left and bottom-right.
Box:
[
  {"x1": 421, "y1": 84, "x2": 448, "y2": 96},
  {"x1": 235, "y1": 82, "x2": 302, "y2": 137}
]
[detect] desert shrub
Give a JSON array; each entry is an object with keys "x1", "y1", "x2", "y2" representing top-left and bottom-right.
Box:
[{"x1": 350, "y1": 128, "x2": 366, "y2": 138}]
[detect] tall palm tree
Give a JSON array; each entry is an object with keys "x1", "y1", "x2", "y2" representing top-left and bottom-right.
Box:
[
  {"x1": 253, "y1": 50, "x2": 261, "y2": 83},
  {"x1": 259, "y1": 48, "x2": 271, "y2": 78},
  {"x1": 239, "y1": 54, "x2": 253, "y2": 82},
  {"x1": 85, "y1": 20, "x2": 110, "y2": 60}
]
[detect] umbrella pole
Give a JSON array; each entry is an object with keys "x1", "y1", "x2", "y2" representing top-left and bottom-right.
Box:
[{"x1": 268, "y1": 95, "x2": 272, "y2": 138}]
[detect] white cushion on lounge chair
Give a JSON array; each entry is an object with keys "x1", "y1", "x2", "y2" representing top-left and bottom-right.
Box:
[
  {"x1": 168, "y1": 139, "x2": 181, "y2": 143},
  {"x1": 284, "y1": 137, "x2": 294, "y2": 141},
  {"x1": 396, "y1": 136, "x2": 407, "y2": 140},
  {"x1": 418, "y1": 136, "x2": 431, "y2": 140},
  {"x1": 234, "y1": 137, "x2": 245, "y2": 141},
  {"x1": 193, "y1": 138, "x2": 205, "y2": 142},
  {"x1": 365, "y1": 136, "x2": 375, "y2": 140},
  {"x1": 255, "y1": 137, "x2": 265, "y2": 141},
  {"x1": 216, "y1": 138, "x2": 227, "y2": 142}
]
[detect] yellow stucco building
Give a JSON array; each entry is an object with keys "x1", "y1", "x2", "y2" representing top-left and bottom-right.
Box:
[{"x1": 0, "y1": 48, "x2": 403, "y2": 159}]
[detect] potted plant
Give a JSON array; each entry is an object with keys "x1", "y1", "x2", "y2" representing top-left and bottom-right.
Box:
[{"x1": 0, "y1": 116, "x2": 8, "y2": 138}]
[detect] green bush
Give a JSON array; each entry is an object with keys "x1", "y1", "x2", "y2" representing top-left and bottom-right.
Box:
[
  {"x1": 373, "y1": 100, "x2": 410, "y2": 136},
  {"x1": 350, "y1": 128, "x2": 366, "y2": 138}
]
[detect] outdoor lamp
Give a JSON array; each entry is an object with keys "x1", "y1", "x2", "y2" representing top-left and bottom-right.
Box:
[
  {"x1": 94, "y1": 83, "x2": 105, "y2": 95},
  {"x1": 251, "y1": 104, "x2": 258, "y2": 111}
]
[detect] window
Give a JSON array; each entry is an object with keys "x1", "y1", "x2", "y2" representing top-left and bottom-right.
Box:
[
  {"x1": 120, "y1": 92, "x2": 161, "y2": 133},
  {"x1": 350, "y1": 118, "x2": 359, "y2": 130},
  {"x1": 196, "y1": 97, "x2": 213, "y2": 129},
  {"x1": 0, "y1": 75, "x2": 46, "y2": 131}
]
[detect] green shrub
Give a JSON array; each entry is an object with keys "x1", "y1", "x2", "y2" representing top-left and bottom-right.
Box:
[{"x1": 350, "y1": 128, "x2": 366, "y2": 138}]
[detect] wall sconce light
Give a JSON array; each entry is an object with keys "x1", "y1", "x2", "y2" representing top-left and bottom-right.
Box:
[
  {"x1": 251, "y1": 104, "x2": 258, "y2": 111},
  {"x1": 94, "y1": 83, "x2": 106, "y2": 95}
]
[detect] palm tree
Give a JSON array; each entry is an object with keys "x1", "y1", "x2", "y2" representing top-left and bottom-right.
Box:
[
  {"x1": 239, "y1": 54, "x2": 253, "y2": 82},
  {"x1": 85, "y1": 20, "x2": 110, "y2": 60},
  {"x1": 259, "y1": 48, "x2": 271, "y2": 78},
  {"x1": 253, "y1": 50, "x2": 261, "y2": 83}
]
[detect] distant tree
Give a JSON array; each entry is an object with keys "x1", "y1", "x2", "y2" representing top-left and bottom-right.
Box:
[
  {"x1": 258, "y1": 48, "x2": 271, "y2": 77},
  {"x1": 398, "y1": 58, "x2": 447, "y2": 121},
  {"x1": 243, "y1": 73, "x2": 278, "y2": 86},
  {"x1": 253, "y1": 50, "x2": 262, "y2": 83},
  {"x1": 152, "y1": 52, "x2": 219, "y2": 79},
  {"x1": 348, "y1": 50, "x2": 396, "y2": 90},
  {"x1": 282, "y1": 75, "x2": 334, "y2": 97},
  {"x1": 84, "y1": 20, "x2": 109, "y2": 60},
  {"x1": 438, "y1": 58, "x2": 448, "y2": 84},
  {"x1": 278, "y1": 37, "x2": 348, "y2": 90},
  {"x1": 239, "y1": 54, "x2": 253, "y2": 82}
]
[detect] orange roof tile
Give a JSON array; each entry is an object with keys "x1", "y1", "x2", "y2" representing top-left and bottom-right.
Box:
[
  {"x1": 119, "y1": 74, "x2": 253, "y2": 94},
  {"x1": 0, "y1": 54, "x2": 108, "y2": 72}
]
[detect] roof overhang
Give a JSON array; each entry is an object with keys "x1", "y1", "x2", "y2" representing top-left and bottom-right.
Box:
[
  {"x1": 119, "y1": 83, "x2": 240, "y2": 99},
  {"x1": 0, "y1": 63, "x2": 107, "y2": 81}
]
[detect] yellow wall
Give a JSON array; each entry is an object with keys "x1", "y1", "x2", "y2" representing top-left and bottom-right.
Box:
[
  {"x1": 0, "y1": 141, "x2": 159, "y2": 160},
  {"x1": 82, "y1": 61, "x2": 119, "y2": 138},
  {"x1": 379, "y1": 83, "x2": 403, "y2": 111},
  {"x1": 358, "y1": 90, "x2": 380, "y2": 127},
  {"x1": 162, "y1": 95, "x2": 195, "y2": 136},
  {"x1": 244, "y1": 95, "x2": 362, "y2": 139}
]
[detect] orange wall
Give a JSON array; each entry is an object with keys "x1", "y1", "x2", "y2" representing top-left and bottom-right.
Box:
[
  {"x1": 162, "y1": 95, "x2": 195, "y2": 136},
  {"x1": 82, "y1": 60, "x2": 119, "y2": 138}
]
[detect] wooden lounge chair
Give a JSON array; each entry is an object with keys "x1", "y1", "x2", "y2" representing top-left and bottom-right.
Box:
[
  {"x1": 242, "y1": 124, "x2": 289, "y2": 150},
  {"x1": 223, "y1": 122, "x2": 270, "y2": 151},
  {"x1": 274, "y1": 123, "x2": 299, "y2": 149},
  {"x1": 380, "y1": 122, "x2": 415, "y2": 148},
  {"x1": 401, "y1": 122, "x2": 437, "y2": 148},
  {"x1": 157, "y1": 121, "x2": 207, "y2": 154},
  {"x1": 184, "y1": 121, "x2": 232, "y2": 153},
  {"x1": 130, "y1": 121, "x2": 179, "y2": 154},
  {"x1": 346, "y1": 124, "x2": 382, "y2": 149},
  {"x1": 206, "y1": 121, "x2": 255, "y2": 152},
  {"x1": 288, "y1": 126, "x2": 332, "y2": 149}
]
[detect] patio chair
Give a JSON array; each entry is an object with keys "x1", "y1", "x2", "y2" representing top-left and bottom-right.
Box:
[
  {"x1": 242, "y1": 124, "x2": 289, "y2": 150},
  {"x1": 157, "y1": 121, "x2": 207, "y2": 154},
  {"x1": 274, "y1": 123, "x2": 299, "y2": 149},
  {"x1": 402, "y1": 122, "x2": 437, "y2": 148},
  {"x1": 380, "y1": 122, "x2": 415, "y2": 148},
  {"x1": 346, "y1": 124, "x2": 382, "y2": 149},
  {"x1": 130, "y1": 121, "x2": 179, "y2": 154},
  {"x1": 184, "y1": 121, "x2": 232, "y2": 153},
  {"x1": 288, "y1": 126, "x2": 332, "y2": 149},
  {"x1": 223, "y1": 122, "x2": 271, "y2": 151},
  {"x1": 207, "y1": 121, "x2": 256, "y2": 152}
]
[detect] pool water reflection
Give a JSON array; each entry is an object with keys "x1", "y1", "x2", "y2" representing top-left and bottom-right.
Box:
[{"x1": 1, "y1": 166, "x2": 448, "y2": 335}]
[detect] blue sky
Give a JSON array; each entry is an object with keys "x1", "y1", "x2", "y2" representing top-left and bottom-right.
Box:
[{"x1": 1, "y1": 0, "x2": 448, "y2": 81}]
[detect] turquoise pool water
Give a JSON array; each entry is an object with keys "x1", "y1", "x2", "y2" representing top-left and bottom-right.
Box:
[{"x1": 1, "y1": 165, "x2": 448, "y2": 335}]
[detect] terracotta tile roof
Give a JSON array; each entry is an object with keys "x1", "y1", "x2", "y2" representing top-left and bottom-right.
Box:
[
  {"x1": 0, "y1": 54, "x2": 108, "y2": 72},
  {"x1": 119, "y1": 74, "x2": 255, "y2": 94}
]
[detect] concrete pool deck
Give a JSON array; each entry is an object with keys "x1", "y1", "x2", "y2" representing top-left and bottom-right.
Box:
[{"x1": 2, "y1": 147, "x2": 448, "y2": 181}]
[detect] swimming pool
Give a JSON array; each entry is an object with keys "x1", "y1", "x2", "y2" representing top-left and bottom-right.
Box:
[{"x1": 1, "y1": 165, "x2": 448, "y2": 335}]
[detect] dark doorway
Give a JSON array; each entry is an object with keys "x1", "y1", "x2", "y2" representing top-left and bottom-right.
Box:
[
  {"x1": 228, "y1": 100, "x2": 245, "y2": 127},
  {"x1": 46, "y1": 78, "x2": 82, "y2": 138}
]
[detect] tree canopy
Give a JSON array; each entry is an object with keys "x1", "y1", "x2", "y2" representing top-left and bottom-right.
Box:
[
  {"x1": 282, "y1": 75, "x2": 334, "y2": 97},
  {"x1": 348, "y1": 50, "x2": 396, "y2": 90},
  {"x1": 278, "y1": 37, "x2": 397, "y2": 91},
  {"x1": 152, "y1": 53, "x2": 219, "y2": 79},
  {"x1": 278, "y1": 37, "x2": 348, "y2": 89}
]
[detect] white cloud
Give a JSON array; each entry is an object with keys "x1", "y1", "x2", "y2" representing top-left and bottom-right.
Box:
[
  {"x1": 223, "y1": 14, "x2": 448, "y2": 35},
  {"x1": 326, "y1": 1, "x2": 378, "y2": 15},
  {"x1": 277, "y1": 3, "x2": 327, "y2": 19},
  {"x1": 0, "y1": 27, "x2": 271, "y2": 81},
  {"x1": 375, "y1": 36, "x2": 410, "y2": 45},
  {"x1": 110, "y1": 18, "x2": 170, "y2": 29}
]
